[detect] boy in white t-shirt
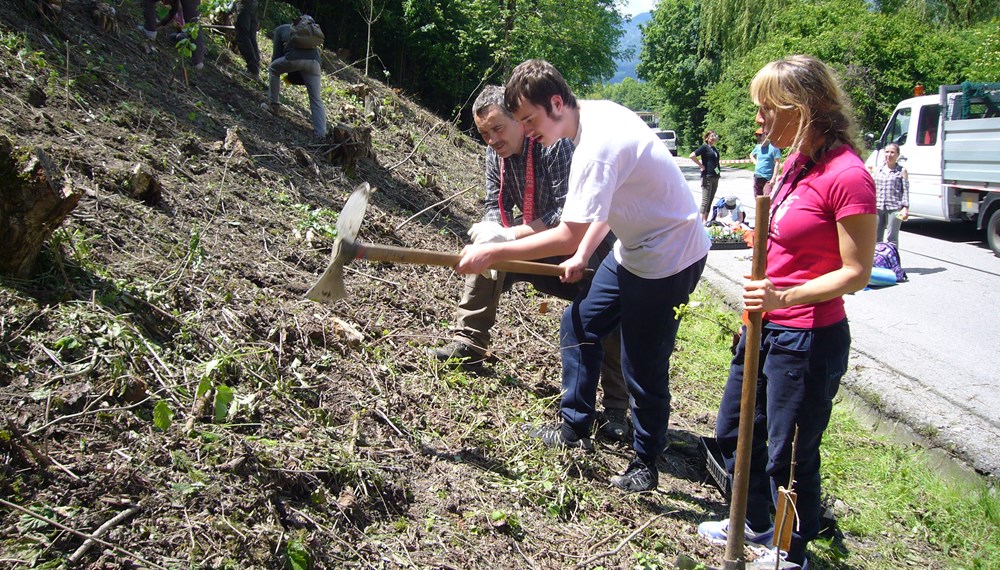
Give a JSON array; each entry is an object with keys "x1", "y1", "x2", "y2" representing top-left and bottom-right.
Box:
[{"x1": 455, "y1": 59, "x2": 710, "y2": 492}]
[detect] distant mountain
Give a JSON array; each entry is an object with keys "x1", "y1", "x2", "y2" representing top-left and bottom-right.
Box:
[{"x1": 611, "y1": 12, "x2": 651, "y2": 83}]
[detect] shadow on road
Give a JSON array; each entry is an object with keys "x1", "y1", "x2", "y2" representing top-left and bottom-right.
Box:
[{"x1": 902, "y1": 219, "x2": 989, "y2": 250}]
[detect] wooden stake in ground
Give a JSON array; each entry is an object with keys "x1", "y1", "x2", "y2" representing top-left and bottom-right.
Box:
[
  {"x1": 723, "y1": 195, "x2": 771, "y2": 570},
  {"x1": 773, "y1": 425, "x2": 800, "y2": 554}
]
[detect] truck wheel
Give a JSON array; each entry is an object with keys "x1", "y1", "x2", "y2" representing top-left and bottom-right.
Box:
[{"x1": 988, "y1": 208, "x2": 1000, "y2": 257}]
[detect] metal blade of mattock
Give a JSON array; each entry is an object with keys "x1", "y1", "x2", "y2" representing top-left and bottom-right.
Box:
[
  {"x1": 305, "y1": 182, "x2": 371, "y2": 303},
  {"x1": 722, "y1": 194, "x2": 771, "y2": 570}
]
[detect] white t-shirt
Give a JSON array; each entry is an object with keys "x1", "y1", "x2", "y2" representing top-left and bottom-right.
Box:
[{"x1": 562, "y1": 100, "x2": 710, "y2": 279}]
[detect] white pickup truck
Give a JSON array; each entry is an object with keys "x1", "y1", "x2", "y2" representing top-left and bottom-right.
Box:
[{"x1": 865, "y1": 83, "x2": 1000, "y2": 255}]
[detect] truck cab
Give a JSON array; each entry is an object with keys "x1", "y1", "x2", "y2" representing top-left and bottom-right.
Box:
[
  {"x1": 866, "y1": 84, "x2": 1000, "y2": 255},
  {"x1": 866, "y1": 93, "x2": 946, "y2": 220}
]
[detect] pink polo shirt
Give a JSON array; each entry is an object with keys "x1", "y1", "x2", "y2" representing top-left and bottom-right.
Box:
[{"x1": 765, "y1": 146, "x2": 875, "y2": 328}]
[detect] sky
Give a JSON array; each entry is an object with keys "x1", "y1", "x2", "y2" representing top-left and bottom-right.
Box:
[{"x1": 624, "y1": 0, "x2": 657, "y2": 16}]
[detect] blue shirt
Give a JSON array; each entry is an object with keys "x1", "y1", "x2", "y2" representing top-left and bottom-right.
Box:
[{"x1": 752, "y1": 143, "x2": 781, "y2": 179}]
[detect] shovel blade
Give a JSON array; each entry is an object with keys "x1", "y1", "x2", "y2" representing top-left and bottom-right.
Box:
[
  {"x1": 304, "y1": 182, "x2": 371, "y2": 304},
  {"x1": 305, "y1": 259, "x2": 346, "y2": 303}
]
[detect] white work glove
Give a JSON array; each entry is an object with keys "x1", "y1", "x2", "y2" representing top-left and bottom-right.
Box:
[
  {"x1": 467, "y1": 222, "x2": 515, "y2": 280},
  {"x1": 468, "y1": 221, "x2": 516, "y2": 245}
]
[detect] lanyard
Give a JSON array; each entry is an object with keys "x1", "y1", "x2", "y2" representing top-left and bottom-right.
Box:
[
  {"x1": 498, "y1": 138, "x2": 536, "y2": 228},
  {"x1": 767, "y1": 157, "x2": 814, "y2": 248}
]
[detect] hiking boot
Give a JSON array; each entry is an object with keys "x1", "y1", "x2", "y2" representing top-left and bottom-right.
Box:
[
  {"x1": 697, "y1": 518, "x2": 774, "y2": 546},
  {"x1": 610, "y1": 457, "x2": 658, "y2": 492},
  {"x1": 427, "y1": 341, "x2": 486, "y2": 366},
  {"x1": 754, "y1": 548, "x2": 808, "y2": 570},
  {"x1": 523, "y1": 423, "x2": 593, "y2": 451},
  {"x1": 596, "y1": 407, "x2": 630, "y2": 443},
  {"x1": 260, "y1": 102, "x2": 281, "y2": 116}
]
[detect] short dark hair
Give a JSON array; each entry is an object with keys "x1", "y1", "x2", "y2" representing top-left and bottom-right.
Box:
[
  {"x1": 472, "y1": 85, "x2": 509, "y2": 120},
  {"x1": 504, "y1": 59, "x2": 577, "y2": 115}
]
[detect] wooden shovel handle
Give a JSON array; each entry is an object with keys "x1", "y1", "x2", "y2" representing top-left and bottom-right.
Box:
[
  {"x1": 723, "y1": 195, "x2": 771, "y2": 568},
  {"x1": 356, "y1": 242, "x2": 593, "y2": 278}
]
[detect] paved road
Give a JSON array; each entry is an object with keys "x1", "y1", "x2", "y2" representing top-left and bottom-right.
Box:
[{"x1": 675, "y1": 157, "x2": 1000, "y2": 480}]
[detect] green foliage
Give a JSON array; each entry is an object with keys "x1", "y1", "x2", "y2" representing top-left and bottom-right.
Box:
[
  {"x1": 637, "y1": 0, "x2": 721, "y2": 150},
  {"x1": 214, "y1": 384, "x2": 234, "y2": 422},
  {"x1": 153, "y1": 400, "x2": 174, "y2": 431},
  {"x1": 175, "y1": 22, "x2": 201, "y2": 62},
  {"x1": 286, "y1": 539, "x2": 310, "y2": 570},
  {"x1": 691, "y1": 0, "x2": 984, "y2": 153},
  {"x1": 297, "y1": 0, "x2": 625, "y2": 121},
  {"x1": 582, "y1": 77, "x2": 668, "y2": 116},
  {"x1": 966, "y1": 19, "x2": 1000, "y2": 80}
]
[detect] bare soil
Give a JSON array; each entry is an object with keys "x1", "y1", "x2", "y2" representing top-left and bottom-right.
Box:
[{"x1": 0, "y1": 3, "x2": 925, "y2": 570}]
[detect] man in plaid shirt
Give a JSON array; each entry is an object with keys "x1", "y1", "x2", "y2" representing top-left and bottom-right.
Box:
[{"x1": 429, "y1": 85, "x2": 630, "y2": 442}]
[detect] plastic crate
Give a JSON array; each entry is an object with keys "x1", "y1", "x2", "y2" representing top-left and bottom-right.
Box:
[{"x1": 700, "y1": 436, "x2": 732, "y2": 501}]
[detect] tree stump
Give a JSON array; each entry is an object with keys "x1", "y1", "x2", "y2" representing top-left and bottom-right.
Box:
[
  {"x1": 322, "y1": 123, "x2": 374, "y2": 175},
  {"x1": 0, "y1": 135, "x2": 83, "y2": 278}
]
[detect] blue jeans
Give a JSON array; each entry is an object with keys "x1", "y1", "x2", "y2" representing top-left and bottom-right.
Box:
[
  {"x1": 559, "y1": 254, "x2": 706, "y2": 462},
  {"x1": 716, "y1": 319, "x2": 850, "y2": 562}
]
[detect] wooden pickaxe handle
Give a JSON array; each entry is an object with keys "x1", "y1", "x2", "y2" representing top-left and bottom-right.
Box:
[{"x1": 355, "y1": 242, "x2": 594, "y2": 278}]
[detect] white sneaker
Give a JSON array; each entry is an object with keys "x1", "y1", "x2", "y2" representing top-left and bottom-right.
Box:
[
  {"x1": 755, "y1": 548, "x2": 809, "y2": 570},
  {"x1": 136, "y1": 25, "x2": 156, "y2": 41},
  {"x1": 697, "y1": 518, "x2": 774, "y2": 546}
]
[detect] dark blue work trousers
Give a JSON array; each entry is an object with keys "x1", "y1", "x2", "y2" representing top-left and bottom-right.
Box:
[
  {"x1": 559, "y1": 253, "x2": 706, "y2": 463},
  {"x1": 716, "y1": 319, "x2": 850, "y2": 562}
]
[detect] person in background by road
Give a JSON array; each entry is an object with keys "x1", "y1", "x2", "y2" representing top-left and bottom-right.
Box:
[
  {"x1": 691, "y1": 130, "x2": 721, "y2": 222},
  {"x1": 428, "y1": 85, "x2": 632, "y2": 443},
  {"x1": 266, "y1": 15, "x2": 327, "y2": 140},
  {"x1": 455, "y1": 59, "x2": 710, "y2": 492},
  {"x1": 873, "y1": 143, "x2": 909, "y2": 246},
  {"x1": 750, "y1": 128, "x2": 782, "y2": 197},
  {"x1": 234, "y1": 0, "x2": 260, "y2": 77},
  {"x1": 697, "y1": 55, "x2": 876, "y2": 570},
  {"x1": 708, "y1": 195, "x2": 747, "y2": 228}
]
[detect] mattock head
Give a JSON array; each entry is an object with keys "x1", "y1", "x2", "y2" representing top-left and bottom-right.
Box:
[{"x1": 305, "y1": 182, "x2": 371, "y2": 303}]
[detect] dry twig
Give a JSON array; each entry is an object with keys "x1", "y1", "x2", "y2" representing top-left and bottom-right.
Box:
[
  {"x1": 0, "y1": 498, "x2": 164, "y2": 570},
  {"x1": 572, "y1": 513, "x2": 664, "y2": 569}
]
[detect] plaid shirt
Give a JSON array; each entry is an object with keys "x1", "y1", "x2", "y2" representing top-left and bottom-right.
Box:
[
  {"x1": 874, "y1": 163, "x2": 909, "y2": 210},
  {"x1": 482, "y1": 137, "x2": 573, "y2": 228}
]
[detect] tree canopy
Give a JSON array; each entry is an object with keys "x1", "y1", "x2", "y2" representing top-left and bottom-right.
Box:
[
  {"x1": 278, "y1": 0, "x2": 626, "y2": 124},
  {"x1": 639, "y1": 0, "x2": 998, "y2": 156}
]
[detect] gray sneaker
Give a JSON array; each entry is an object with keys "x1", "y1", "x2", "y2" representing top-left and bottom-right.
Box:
[
  {"x1": 610, "y1": 457, "x2": 658, "y2": 492},
  {"x1": 523, "y1": 423, "x2": 593, "y2": 451},
  {"x1": 597, "y1": 407, "x2": 630, "y2": 443}
]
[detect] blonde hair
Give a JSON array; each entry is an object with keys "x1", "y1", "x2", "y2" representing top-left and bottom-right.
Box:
[{"x1": 750, "y1": 55, "x2": 858, "y2": 162}]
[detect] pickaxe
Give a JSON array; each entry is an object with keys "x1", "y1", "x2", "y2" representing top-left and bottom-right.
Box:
[{"x1": 306, "y1": 182, "x2": 586, "y2": 303}]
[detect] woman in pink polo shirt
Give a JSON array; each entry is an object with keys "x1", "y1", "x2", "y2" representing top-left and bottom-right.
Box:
[{"x1": 697, "y1": 55, "x2": 877, "y2": 569}]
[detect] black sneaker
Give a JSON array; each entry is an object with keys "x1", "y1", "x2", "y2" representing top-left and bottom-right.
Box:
[
  {"x1": 427, "y1": 341, "x2": 486, "y2": 366},
  {"x1": 597, "y1": 407, "x2": 630, "y2": 443},
  {"x1": 610, "y1": 457, "x2": 658, "y2": 492},
  {"x1": 523, "y1": 423, "x2": 593, "y2": 451}
]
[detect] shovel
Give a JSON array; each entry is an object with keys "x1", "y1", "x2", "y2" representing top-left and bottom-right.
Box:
[
  {"x1": 720, "y1": 195, "x2": 797, "y2": 570},
  {"x1": 306, "y1": 182, "x2": 586, "y2": 303}
]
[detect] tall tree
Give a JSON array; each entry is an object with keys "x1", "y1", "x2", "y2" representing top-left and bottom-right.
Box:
[{"x1": 637, "y1": 0, "x2": 720, "y2": 150}]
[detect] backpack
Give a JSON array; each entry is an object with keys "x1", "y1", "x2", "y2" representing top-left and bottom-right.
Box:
[
  {"x1": 873, "y1": 241, "x2": 907, "y2": 283},
  {"x1": 287, "y1": 16, "x2": 324, "y2": 50}
]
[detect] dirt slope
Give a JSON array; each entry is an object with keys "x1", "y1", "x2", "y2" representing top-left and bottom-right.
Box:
[{"x1": 0, "y1": 3, "x2": 863, "y2": 570}]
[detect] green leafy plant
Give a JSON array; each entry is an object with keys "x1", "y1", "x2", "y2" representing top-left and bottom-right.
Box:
[
  {"x1": 286, "y1": 539, "x2": 311, "y2": 570},
  {"x1": 153, "y1": 400, "x2": 174, "y2": 431}
]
